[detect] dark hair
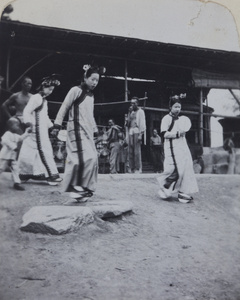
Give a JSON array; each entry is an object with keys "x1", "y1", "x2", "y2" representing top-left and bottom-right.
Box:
[
  {"x1": 169, "y1": 93, "x2": 186, "y2": 108},
  {"x1": 7, "y1": 117, "x2": 18, "y2": 129},
  {"x1": 85, "y1": 66, "x2": 106, "y2": 78},
  {"x1": 37, "y1": 74, "x2": 61, "y2": 91},
  {"x1": 131, "y1": 96, "x2": 139, "y2": 104},
  {"x1": 169, "y1": 97, "x2": 182, "y2": 108},
  {"x1": 21, "y1": 76, "x2": 32, "y2": 85}
]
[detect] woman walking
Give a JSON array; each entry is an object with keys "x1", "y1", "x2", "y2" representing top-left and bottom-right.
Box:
[
  {"x1": 157, "y1": 94, "x2": 198, "y2": 203},
  {"x1": 18, "y1": 75, "x2": 62, "y2": 185},
  {"x1": 52, "y1": 65, "x2": 105, "y2": 201}
]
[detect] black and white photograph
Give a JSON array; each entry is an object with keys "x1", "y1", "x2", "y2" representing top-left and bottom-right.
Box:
[{"x1": 0, "y1": 0, "x2": 240, "y2": 299}]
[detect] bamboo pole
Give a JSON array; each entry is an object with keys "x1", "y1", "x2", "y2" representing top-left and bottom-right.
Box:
[
  {"x1": 6, "y1": 48, "x2": 11, "y2": 90},
  {"x1": 124, "y1": 60, "x2": 128, "y2": 102},
  {"x1": 9, "y1": 53, "x2": 53, "y2": 91},
  {"x1": 199, "y1": 89, "x2": 204, "y2": 146},
  {"x1": 48, "y1": 101, "x2": 240, "y2": 119},
  {"x1": 143, "y1": 107, "x2": 240, "y2": 119}
]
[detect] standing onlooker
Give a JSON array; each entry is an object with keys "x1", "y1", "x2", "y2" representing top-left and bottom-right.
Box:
[
  {"x1": 18, "y1": 75, "x2": 62, "y2": 185},
  {"x1": 95, "y1": 127, "x2": 110, "y2": 174},
  {"x1": 0, "y1": 118, "x2": 30, "y2": 190},
  {"x1": 107, "y1": 119, "x2": 121, "y2": 174},
  {"x1": 125, "y1": 97, "x2": 146, "y2": 173},
  {"x1": 157, "y1": 94, "x2": 198, "y2": 203},
  {"x1": 1, "y1": 76, "x2": 32, "y2": 134},
  {"x1": 117, "y1": 131, "x2": 128, "y2": 173},
  {"x1": 150, "y1": 129, "x2": 163, "y2": 173},
  {"x1": 223, "y1": 132, "x2": 236, "y2": 174},
  {"x1": 52, "y1": 65, "x2": 106, "y2": 201}
]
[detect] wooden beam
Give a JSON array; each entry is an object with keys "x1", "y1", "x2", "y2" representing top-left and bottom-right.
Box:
[
  {"x1": 199, "y1": 89, "x2": 204, "y2": 146},
  {"x1": 12, "y1": 45, "x2": 193, "y2": 71},
  {"x1": 143, "y1": 106, "x2": 240, "y2": 119},
  {"x1": 124, "y1": 60, "x2": 128, "y2": 102},
  {"x1": 47, "y1": 100, "x2": 240, "y2": 119},
  {"x1": 6, "y1": 47, "x2": 11, "y2": 90}
]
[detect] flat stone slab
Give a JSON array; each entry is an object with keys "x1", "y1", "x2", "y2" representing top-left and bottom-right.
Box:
[
  {"x1": 20, "y1": 206, "x2": 94, "y2": 235},
  {"x1": 20, "y1": 200, "x2": 134, "y2": 235},
  {"x1": 87, "y1": 200, "x2": 134, "y2": 219}
]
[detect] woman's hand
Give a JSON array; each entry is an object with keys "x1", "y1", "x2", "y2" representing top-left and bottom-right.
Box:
[
  {"x1": 179, "y1": 130, "x2": 186, "y2": 137},
  {"x1": 24, "y1": 122, "x2": 33, "y2": 133},
  {"x1": 50, "y1": 128, "x2": 60, "y2": 138}
]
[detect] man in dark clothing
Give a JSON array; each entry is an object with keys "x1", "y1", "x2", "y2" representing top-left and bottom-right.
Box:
[
  {"x1": 107, "y1": 119, "x2": 121, "y2": 174},
  {"x1": 150, "y1": 129, "x2": 163, "y2": 173}
]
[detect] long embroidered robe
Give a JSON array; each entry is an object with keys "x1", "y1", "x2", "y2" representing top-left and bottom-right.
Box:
[
  {"x1": 157, "y1": 114, "x2": 198, "y2": 196},
  {"x1": 54, "y1": 85, "x2": 98, "y2": 192},
  {"x1": 18, "y1": 94, "x2": 59, "y2": 180}
]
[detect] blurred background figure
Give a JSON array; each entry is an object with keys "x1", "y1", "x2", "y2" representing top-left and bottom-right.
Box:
[
  {"x1": 117, "y1": 131, "x2": 128, "y2": 173},
  {"x1": 125, "y1": 97, "x2": 146, "y2": 174},
  {"x1": 150, "y1": 129, "x2": 163, "y2": 173},
  {"x1": 95, "y1": 126, "x2": 110, "y2": 174},
  {"x1": 107, "y1": 119, "x2": 121, "y2": 174},
  {"x1": 223, "y1": 132, "x2": 236, "y2": 174}
]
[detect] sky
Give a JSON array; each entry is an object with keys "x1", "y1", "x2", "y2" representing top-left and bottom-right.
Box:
[
  {"x1": 1, "y1": 0, "x2": 240, "y2": 146},
  {"x1": 0, "y1": 0, "x2": 240, "y2": 52}
]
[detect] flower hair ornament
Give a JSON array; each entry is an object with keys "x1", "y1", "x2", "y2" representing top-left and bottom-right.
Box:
[
  {"x1": 83, "y1": 64, "x2": 106, "y2": 76},
  {"x1": 83, "y1": 64, "x2": 91, "y2": 72},
  {"x1": 41, "y1": 74, "x2": 61, "y2": 87},
  {"x1": 170, "y1": 93, "x2": 186, "y2": 100}
]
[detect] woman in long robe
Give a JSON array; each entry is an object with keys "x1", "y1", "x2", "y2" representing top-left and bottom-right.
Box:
[
  {"x1": 52, "y1": 65, "x2": 105, "y2": 200},
  {"x1": 18, "y1": 75, "x2": 62, "y2": 185},
  {"x1": 157, "y1": 95, "x2": 198, "y2": 203}
]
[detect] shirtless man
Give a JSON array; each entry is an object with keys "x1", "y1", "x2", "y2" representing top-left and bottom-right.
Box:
[{"x1": 1, "y1": 76, "x2": 32, "y2": 133}]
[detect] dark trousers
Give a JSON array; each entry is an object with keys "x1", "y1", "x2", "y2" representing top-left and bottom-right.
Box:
[
  {"x1": 128, "y1": 133, "x2": 141, "y2": 172},
  {"x1": 151, "y1": 146, "x2": 163, "y2": 172}
]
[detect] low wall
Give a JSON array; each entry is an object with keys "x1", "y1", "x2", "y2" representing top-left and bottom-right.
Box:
[{"x1": 202, "y1": 147, "x2": 240, "y2": 174}]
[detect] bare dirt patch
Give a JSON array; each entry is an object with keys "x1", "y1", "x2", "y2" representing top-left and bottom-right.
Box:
[{"x1": 0, "y1": 173, "x2": 240, "y2": 300}]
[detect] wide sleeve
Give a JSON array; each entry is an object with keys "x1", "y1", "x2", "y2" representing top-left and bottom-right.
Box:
[
  {"x1": 42, "y1": 102, "x2": 53, "y2": 128},
  {"x1": 178, "y1": 116, "x2": 192, "y2": 132},
  {"x1": 47, "y1": 115, "x2": 53, "y2": 128},
  {"x1": 23, "y1": 94, "x2": 43, "y2": 124},
  {"x1": 54, "y1": 87, "x2": 81, "y2": 127},
  {"x1": 160, "y1": 115, "x2": 171, "y2": 132},
  {"x1": 92, "y1": 100, "x2": 98, "y2": 133}
]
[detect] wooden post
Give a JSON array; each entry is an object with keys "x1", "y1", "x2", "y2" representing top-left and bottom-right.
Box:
[
  {"x1": 229, "y1": 89, "x2": 240, "y2": 109},
  {"x1": 6, "y1": 47, "x2": 11, "y2": 90},
  {"x1": 124, "y1": 60, "x2": 128, "y2": 102},
  {"x1": 199, "y1": 88, "x2": 204, "y2": 146},
  {"x1": 205, "y1": 95, "x2": 210, "y2": 147}
]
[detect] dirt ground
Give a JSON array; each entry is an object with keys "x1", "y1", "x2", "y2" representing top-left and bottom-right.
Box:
[{"x1": 0, "y1": 172, "x2": 240, "y2": 300}]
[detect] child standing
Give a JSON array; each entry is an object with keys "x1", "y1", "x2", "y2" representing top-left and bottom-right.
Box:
[{"x1": 0, "y1": 118, "x2": 30, "y2": 190}]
